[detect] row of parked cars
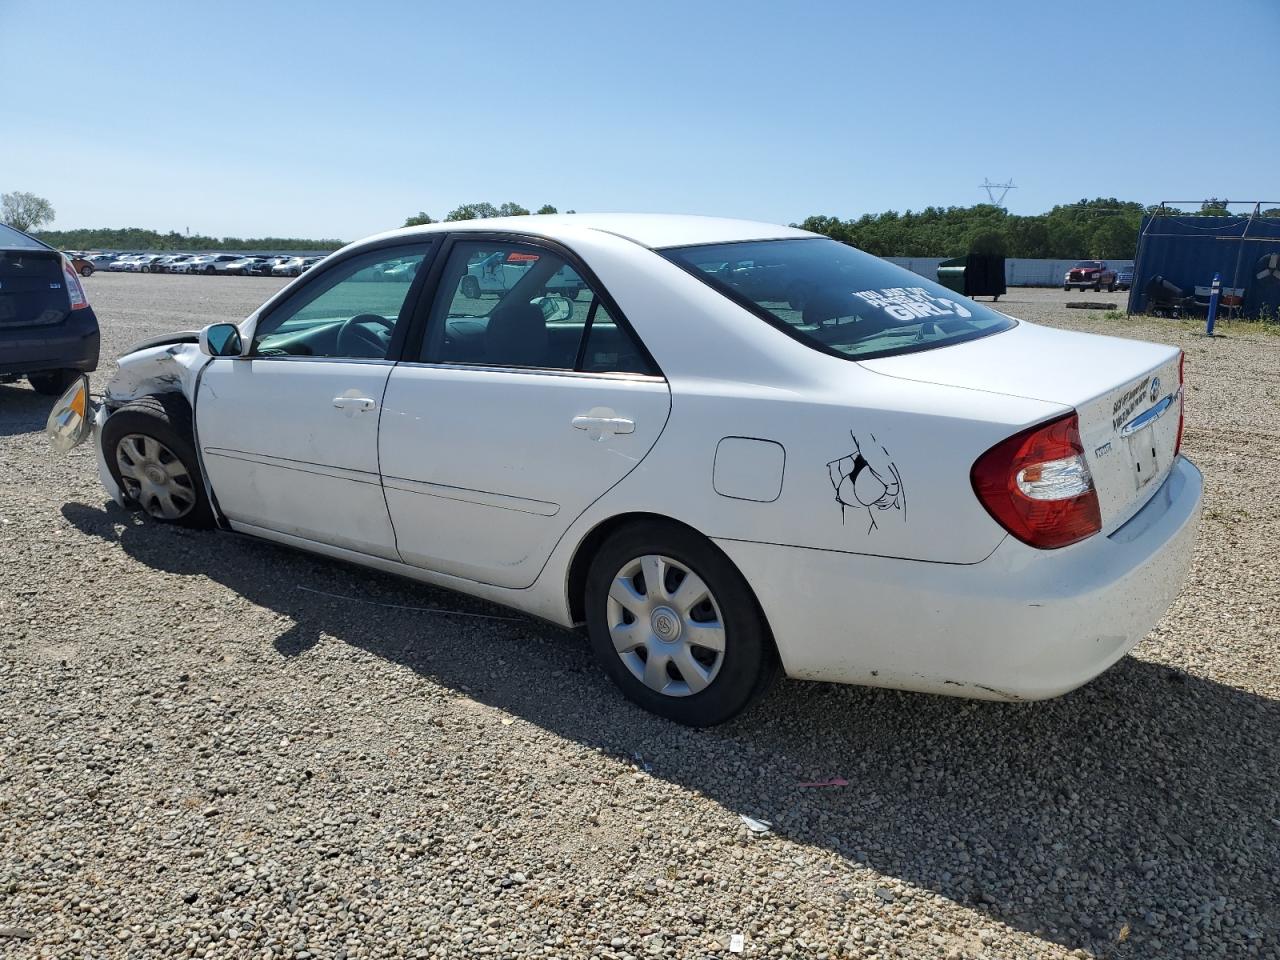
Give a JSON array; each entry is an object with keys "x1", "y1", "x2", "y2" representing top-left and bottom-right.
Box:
[{"x1": 70, "y1": 252, "x2": 326, "y2": 277}]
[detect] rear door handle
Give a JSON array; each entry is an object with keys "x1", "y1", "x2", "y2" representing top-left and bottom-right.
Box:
[
  {"x1": 333, "y1": 396, "x2": 376, "y2": 413},
  {"x1": 572, "y1": 414, "x2": 635, "y2": 440}
]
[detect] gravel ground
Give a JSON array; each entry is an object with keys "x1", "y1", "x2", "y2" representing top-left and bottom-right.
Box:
[{"x1": 1, "y1": 276, "x2": 1277, "y2": 959}]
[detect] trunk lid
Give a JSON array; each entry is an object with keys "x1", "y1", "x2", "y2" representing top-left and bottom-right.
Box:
[
  {"x1": 0, "y1": 249, "x2": 70, "y2": 328},
  {"x1": 859, "y1": 321, "x2": 1182, "y2": 533}
]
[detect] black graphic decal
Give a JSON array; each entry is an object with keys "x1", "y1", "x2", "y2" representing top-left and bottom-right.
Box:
[{"x1": 827, "y1": 433, "x2": 906, "y2": 533}]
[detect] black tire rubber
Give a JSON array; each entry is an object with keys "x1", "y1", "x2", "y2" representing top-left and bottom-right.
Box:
[
  {"x1": 1107, "y1": 282, "x2": 1116, "y2": 292},
  {"x1": 461, "y1": 275, "x2": 481, "y2": 299},
  {"x1": 1063, "y1": 285, "x2": 1070, "y2": 292},
  {"x1": 584, "y1": 520, "x2": 778, "y2": 726},
  {"x1": 101, "y1": 393, "x2": 215, "y2": 529},
  {"x1": 1093, "y1": 283, "x2": 1101, "y2": 292},
  {"x1": 27, "y1": 369, "x2": 79, "y2": 396},
  {"x1": 79, "y1": 264, "x2": 94, "y2": 277},
  {"x1": 205, "y1": 266, "x2": 216, "y2": 275},
  {"x1": 141, "y1": 266, "x2": 151, "y2": 273}
]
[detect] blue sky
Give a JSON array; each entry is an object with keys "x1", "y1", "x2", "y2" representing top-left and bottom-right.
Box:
[{"x1": 2, "y1": 0, "x2": 1276, "y2": 239}]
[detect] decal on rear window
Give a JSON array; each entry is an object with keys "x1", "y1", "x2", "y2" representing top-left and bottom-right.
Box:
[{"x1": 853, "y1": 287, "x2": 972, "y2": 323}]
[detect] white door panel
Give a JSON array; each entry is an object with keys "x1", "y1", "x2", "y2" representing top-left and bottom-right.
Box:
[
  {"x1": 196, "y1": 358, "x2": 399, "y2": 558},
  {"x1": 379, "y1": 367, "x2": 671, "y2": 587}
]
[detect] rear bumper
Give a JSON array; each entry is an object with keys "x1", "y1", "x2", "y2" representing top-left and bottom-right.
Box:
[
  {"x1": 0, "y1": 309, "x2": 100, "y2": 376},
  {"x1": 716, "y1": 456, "x2": 1203, "y2": 701}
]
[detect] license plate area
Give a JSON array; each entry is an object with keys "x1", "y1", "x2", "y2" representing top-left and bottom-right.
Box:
[{"x1": 1126, "y1": 429, "x2": 1160, "y2": 490}]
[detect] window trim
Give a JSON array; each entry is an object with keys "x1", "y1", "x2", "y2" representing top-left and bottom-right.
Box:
[
  {"x1": 248, "y1": 238, "x2": 439, "y2": 362},
  {"x1": 659, "y1": 237, "x2": 1017, "y2": 363},
  {"x1": 404, "y1": 231, "x2": 663, "y2": 379}
]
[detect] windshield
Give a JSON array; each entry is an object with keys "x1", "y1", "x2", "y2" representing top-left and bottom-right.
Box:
[{"x1": 662, "y1": 238, "x2": 1014, "y2": 361}]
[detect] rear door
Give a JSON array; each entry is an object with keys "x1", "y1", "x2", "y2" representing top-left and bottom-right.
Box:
[
  {"x1": 379, "y1": 235, "x2": 670, "y2": 588},
  {"x1": 195, "y1": 241, "x2": 435, "y2": 558}
]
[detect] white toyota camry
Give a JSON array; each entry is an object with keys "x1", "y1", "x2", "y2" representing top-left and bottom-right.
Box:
[{"x1": 48, "y1": 214, "x2": 1202, "y2": 726}]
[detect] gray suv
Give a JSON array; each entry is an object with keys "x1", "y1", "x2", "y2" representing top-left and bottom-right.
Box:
[{"x1": 0, "y1": 224, "x2": 100, "y2": 394}]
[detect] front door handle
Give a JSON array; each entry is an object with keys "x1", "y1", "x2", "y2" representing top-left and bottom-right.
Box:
[
  {"x1": 572, "y1": 412, "x2": 635, "y2": 441},
  {"x1": 333, "y1": 396, "x2": 376, "y2": 413}
]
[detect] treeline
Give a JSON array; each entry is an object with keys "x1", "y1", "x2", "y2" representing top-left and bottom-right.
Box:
[
  {"x1": 403, "y1": 202, "x2": 571, "y2": 226},
  {"x1": 794, "y1": 198, "x2": 1269, "y2": 260},
  {"x1": 33, "y1": 227, "x2": 342, "y2": 252}
]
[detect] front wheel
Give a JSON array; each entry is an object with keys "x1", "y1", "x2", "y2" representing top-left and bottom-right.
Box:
[
  {"x1": 79, "y1": 264, "x2": 94, "y2": 277},
  {"x1": 460, "y1": 275, "x2": 481, "y2": 299},
  {"x1": 102, "y1": 394, "x2": 214, "y2": 528},
  {"x1": 1063, "y1": 285, "x2": 1070, "y2": 292},
  {"x1": 584, "y1": 521, "x2": 777, "y2": 726}
]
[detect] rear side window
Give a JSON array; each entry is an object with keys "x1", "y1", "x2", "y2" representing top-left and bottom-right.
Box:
[
  {"x1": 421, "y1": 240, "x2": 657, "y2": 375},
  {"x1": 662, "y1": 238, "x2": 1015, "y2": 361}
]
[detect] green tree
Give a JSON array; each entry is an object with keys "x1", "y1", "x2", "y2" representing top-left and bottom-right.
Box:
[
  {"x1": 403, "y1": 211, "x2": 436, "y2": 227},
  {"x1": 496, "y1": 202, "x2": 530, "y2": 217},
  {"x1": 445, "y1": 202, "x2": 500, "y2": 221},
  {"x1": 2, "y1": 191, "x2": 55, "y2": 232},
  {"x1": 536, "y1": 204, "x2": 558, "y2": 215}
]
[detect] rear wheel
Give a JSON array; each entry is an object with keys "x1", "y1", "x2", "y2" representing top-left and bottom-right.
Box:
[
  {"x1": 79, "y1": 264, "x2": 94, "y2": 277},
  {"x1": 584, "y1": 521, "x2": 777, "y2": 726},
  {"x1": 28, "y1": 369, "x2": 79, "y2": 396},
  {"x1": 1063, "y1": 285, "x2": 1070, "y2": 292},
  {"x1": 205, "y1": 266, "x2": 216, "y2": 275},
  {"x1": 461, "y1": 275, "x2": 481, "y2": 299},
  {"x1": 102, "y1": 394, "x2": 214, "y2": 528}
]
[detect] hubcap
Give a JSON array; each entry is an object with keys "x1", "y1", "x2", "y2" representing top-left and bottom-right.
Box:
[
  {"x1": 115, "y1": 434, "x2": 196, "y2": 520},
  {"x1": 606, "y1": 554, "x2": 726, "y2": 697}
]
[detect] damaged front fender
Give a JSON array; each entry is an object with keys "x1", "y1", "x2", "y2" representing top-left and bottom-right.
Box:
[{"x1": 104, "y1": 341, "x2": 212, "y2": 408}]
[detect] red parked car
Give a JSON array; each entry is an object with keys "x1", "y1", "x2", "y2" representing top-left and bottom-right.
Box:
[{"x1": 1064, "y1": 260, "x2": 1117, "y2": 292}]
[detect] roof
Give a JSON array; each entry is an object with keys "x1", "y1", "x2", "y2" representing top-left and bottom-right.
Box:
[
  {"x1": 366, "y1": 213, "x2": 816, "y2": 250},
  {"x1": 0, "y1": 223, "x2": 54, "y2": 251}
]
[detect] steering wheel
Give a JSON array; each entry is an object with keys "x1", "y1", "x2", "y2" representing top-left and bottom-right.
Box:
[{"x1": 335, "y1": 313, "x2": 396, "y2": 358}]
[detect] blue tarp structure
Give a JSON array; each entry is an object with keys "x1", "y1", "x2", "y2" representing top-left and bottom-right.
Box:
[{"x1": 1129, "y1": 213, "x2": 1280, "y2": 319}]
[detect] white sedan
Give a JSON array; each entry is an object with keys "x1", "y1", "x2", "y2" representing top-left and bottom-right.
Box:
[{"x1": 47, "y1": 215, "x2": 1202, "y2": 726}]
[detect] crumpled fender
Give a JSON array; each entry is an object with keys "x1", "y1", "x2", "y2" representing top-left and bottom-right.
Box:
[{"x1": 104, "y1": 342, "x2": 212, "y2": 408}]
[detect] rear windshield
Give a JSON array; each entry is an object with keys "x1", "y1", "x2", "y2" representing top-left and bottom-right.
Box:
[
  {"x1": 0, "y1": 223, "x2": 51, "y2": 250},
  {"x1": 662, "y1": 238, "x2": 1015, "y2": 361}
]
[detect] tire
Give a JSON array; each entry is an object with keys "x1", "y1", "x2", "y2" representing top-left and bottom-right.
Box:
[
  {"x1": 461, "y1": 275, "x2": 481, "y2": 299},
  {"x1": 584, "y1": 521, "x2": 778, "y2": 726},
  {"x1": 1093, "y1": 283, "x2": 1101, "y2": 292},
  {"x1": 141, "y1": 265, "x2": 151, "y2": 273},
  {"x1": 1107, "y1": 282, "x2": 1116, "y2": 292},
  {"x1": 28, "y1": 369, "x2": 78, "y2": 396},
  {"x1": 205, "y1": 266, "x2": 216, "y2": 275},
  {"x1": 101, "y1": 394, "x2": 215, "y2": 529},
  {"x1": 1063, "y1": 285, "x2": 1070, "y2": 292},
  {"x1": 79, "y1": 264, "x2": 94, "y2": 277}
]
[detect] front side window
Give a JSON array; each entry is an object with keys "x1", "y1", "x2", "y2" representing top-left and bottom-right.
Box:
[
  {"x1": 251, "y1": 244, "x2": 430, "y2": 359},
  {"x1": 421, "y1": 240, "x2": 656, "y2": 375},
  {"x1": 663, "y1": 238, "x2": 1015, "y2": 361}
]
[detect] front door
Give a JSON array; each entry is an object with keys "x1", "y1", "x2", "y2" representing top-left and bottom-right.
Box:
[
  {"x1": 379, "y1": 237, "x2": 670, "y2": 588},
  {"x1": 195, "y1": 242, "x2": 433, "y2": 559}
]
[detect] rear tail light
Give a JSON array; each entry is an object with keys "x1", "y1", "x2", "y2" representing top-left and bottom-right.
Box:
[
  {"x1": 1174, "y1": 350, "x2": 1186, "y2": 456},
  {"x1": 62, "y1": 258, "x2": 90, "y2": 310},
  {"x1": 971, "y1": 411, "x2": 1102, "y2": 549}
]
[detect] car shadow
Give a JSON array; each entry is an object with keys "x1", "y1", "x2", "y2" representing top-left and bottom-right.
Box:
[
  {"x1": 61, "y1": 500, "x2": 1280, "y2": 956},
  {"x1": 0, "y1": 382, "x2": 53, "y2": 437}
]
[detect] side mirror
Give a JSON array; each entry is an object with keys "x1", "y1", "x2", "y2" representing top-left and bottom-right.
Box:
[
  {"x1": 534, "y1": 295, "x2": 573, "y2": 323},
  {"x1": 199, "y1": 322, "x2": 244, "y2": 357},
  {"x1": 46, "y1": 374, "x2": 94, "y2": 453}
]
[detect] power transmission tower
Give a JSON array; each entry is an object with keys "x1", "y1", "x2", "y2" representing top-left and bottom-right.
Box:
[{"x1": 980, "y1": 179, "x2": 1017, "y2": 208}]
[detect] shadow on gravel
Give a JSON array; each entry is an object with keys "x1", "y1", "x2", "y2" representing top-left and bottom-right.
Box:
[
  {"x1": 63, "y1": 500, "x2": 1280, "y2": 958},
  {"x1": 0, "y1": 383, "x2": 53, "y2": 437}
]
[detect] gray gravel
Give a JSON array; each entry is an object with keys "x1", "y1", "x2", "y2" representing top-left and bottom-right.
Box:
[{"x1": 1, "y1": 276, "x2": 1277, "y2": 959}]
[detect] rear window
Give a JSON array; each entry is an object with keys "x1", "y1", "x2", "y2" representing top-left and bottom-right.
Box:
[
  {"x1": 662, "y1": 238, "x2": 1015, "y2": 361},
  {"x1": 0, "y1": 223, "x2": 51, "y2": 250}
]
